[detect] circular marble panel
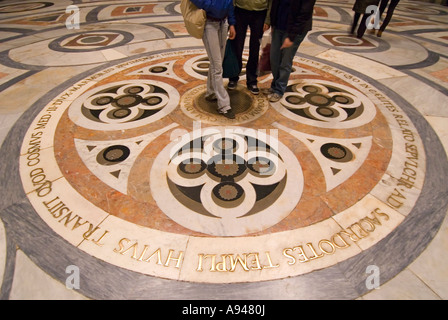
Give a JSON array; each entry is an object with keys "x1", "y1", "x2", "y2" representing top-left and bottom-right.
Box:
[
  {"x1": 7, "y1": 24, "x2": 166, "y2": 67},
  {"x1": 68, "y1": 79, "x2": 179, "y2": 130},
  {"x1": 0, "y1": 0, "x2": 447, "y2": 300},
  {"x1": 151, "y1": 126, "x2": 303, "y2": 236},
  {"x1": 180, "y1": 84, "x2": 269, "y2": 125},
  {"x1": 14, "y1": 48, "x2": 432, "y2": 284},
  {"x1": 48, "y1": 30, "x2": 134, "y2": 53}
]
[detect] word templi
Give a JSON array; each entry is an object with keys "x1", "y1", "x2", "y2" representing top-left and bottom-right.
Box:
[
  {"x1": 112, "y1": 207, "x2": 390, "y2": 273},
  {"x1": 198, "y1": 207, "x2": 389, "y2": 272}
]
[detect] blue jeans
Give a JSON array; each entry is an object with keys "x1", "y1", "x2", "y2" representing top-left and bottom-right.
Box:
[
  {"x1": 202, "y1": 19, "x2": 231, "y2": 111},
  {"x1": 270, "y1": 29, "x2": 307, "y2": 96}
]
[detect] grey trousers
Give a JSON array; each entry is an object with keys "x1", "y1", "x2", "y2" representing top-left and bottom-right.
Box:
[{"x1": 202, "y1": 19, "x2": 231, "y2": 112}]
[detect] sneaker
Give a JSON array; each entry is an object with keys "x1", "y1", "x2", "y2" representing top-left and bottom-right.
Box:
[
  {"x1": 218, "y1": 107, "x2": 236, "y2": 119},
  {"x1": 268, "y1": 93, "x2": 283, "y2": 103},
  {"x1": 247, "y1": 84, "x2": 260, "y2": 95},
  {"x1": 227, "y1": 81, "x2": 237, "y2": 90}
]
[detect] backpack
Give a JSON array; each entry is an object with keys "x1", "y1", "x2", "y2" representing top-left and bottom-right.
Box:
[{"x1": 180, "y1": 0, "x2": 207, "y2": 39}]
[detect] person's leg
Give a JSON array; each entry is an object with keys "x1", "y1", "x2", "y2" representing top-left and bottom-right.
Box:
[
  {"x1": 270, "y1": 31, "x2": 306, "y2": 97},
  {"x1": 245, "y1": 9, "x2": 267, "y2": 88},
  {"x1": 379, "y1": 0, "x2": 390, "y2": 17},
  {"x1": 202, "y1": 20, "x2": 231, "y2": 112},
  {"x1": 269, "y1": 27, "x2": 284, "y2": 93},
  {"x1": 351, "y1": 12, "x2": 361, "y2": 34},
  {"x1": 357, "y1": 13, "x2": 369, "y2": 38},
  {"x1": 379, "y1": 0, "x2": 399, "y2": 33},
  {"x1": 229, "y1": 6, "x2": 249, "y2": 85}
]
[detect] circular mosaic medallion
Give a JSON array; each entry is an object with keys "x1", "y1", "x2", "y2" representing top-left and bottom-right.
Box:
[
  {"x1": 151, "y1": 126, "x2": 302, "y2": 236},
  {"x1": 272, "y1": 79, "x2": 377, "y2": 128},
  {"x1": 17, "y1": 49, "x2": 428, "y2": 284},
  {"x1": 69, "y1": 79, "x2": 179, "y2": 130},
  {"x1": 181, "y1": 84, "x2": 269, "y2": 125},
  {"x1": 49, "y1": 30, "x2": 134, "y2": 53}
]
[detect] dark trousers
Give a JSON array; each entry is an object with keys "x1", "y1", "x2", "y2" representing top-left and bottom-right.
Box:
[
  {"x1": 379, "y1": 0, "x2": 400, "y2": 32},
  {"x1": 230, "y1": 6, "x2": 267, "y2": 86},
  {"x1": 351, "y1": 12, "x2": 370, "y2": 38}
]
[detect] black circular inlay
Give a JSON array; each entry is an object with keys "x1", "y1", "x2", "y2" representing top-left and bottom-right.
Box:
[
  {"x1": 321, "y1": 143, "x2": 353, "y2": 162},
  {"x1": 97, "y1": 145, "x2": 131, "y2": 165},
  {"x1": 213, "y1": 182, "x2": 244, "y2": 202}
]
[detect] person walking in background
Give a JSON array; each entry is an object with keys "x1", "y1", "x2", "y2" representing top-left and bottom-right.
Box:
[
  {"x1": 351, "y1": 0, "x2": 380, "y2": 39},
  {"x1": 266, "y1": 0, "x2": 316, "y2": 102},
  {"x1": 190, "y1": 0, "x2": 237, "y2": 119},
  {"x1": 227, "y1": 0, "x2": 272, "y2": 95},
  {"x1": 377, "y1": 0, "x2": 401, "y2": 37}
]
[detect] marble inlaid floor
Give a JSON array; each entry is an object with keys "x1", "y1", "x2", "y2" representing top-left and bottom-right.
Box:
[{"x1": 0, "y1": 0, "x2": 447, "y2": 300}]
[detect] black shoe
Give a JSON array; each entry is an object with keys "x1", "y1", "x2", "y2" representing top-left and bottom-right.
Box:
[
  {"x1": 247, "y1": 84, "x2": 259, "y2": 95},
  {"x1": 228, "y1": 81, "x2": 237, "y2": 90},
  {"x1": 218, "y1": 108, "x2": 235, "y2": 119}
]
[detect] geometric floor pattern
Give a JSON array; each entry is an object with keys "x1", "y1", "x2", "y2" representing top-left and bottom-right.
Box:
[{"x1": 1, "y1": 0, "x2": 447, "y2": 300}]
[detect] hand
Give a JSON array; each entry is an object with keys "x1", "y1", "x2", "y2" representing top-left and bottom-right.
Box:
[
  {"x1": 263, "y1": 24, "x2": 270, "y2": 33},
  {"x1": 228, "y1": 25, "x2": 236, "y2": 40},
  {"x1": 280, "y1": 37, "x2": 293, "y2": 50}
]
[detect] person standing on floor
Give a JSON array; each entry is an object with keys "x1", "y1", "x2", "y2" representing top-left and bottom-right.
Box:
[
  {"x1": 376, "y1": 0, "x2": 400, "y2": 37},
  {"x1": 190, "y1": 0, "x2": 237, "y2": 119},
  {"x1": 227, "y1": 0, "x2": 273, "y2": 95},
  {"x1": 266, "y1": 0, "x2": 316, "y2": 102},
  {"x1": 351, "y1": 0, "x2": 380, "y2": 39}
]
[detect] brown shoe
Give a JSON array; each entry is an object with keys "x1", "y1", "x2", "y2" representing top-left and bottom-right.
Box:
[{"x1": 268, "y1": 93, "x2": 282, "y2": 103}]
